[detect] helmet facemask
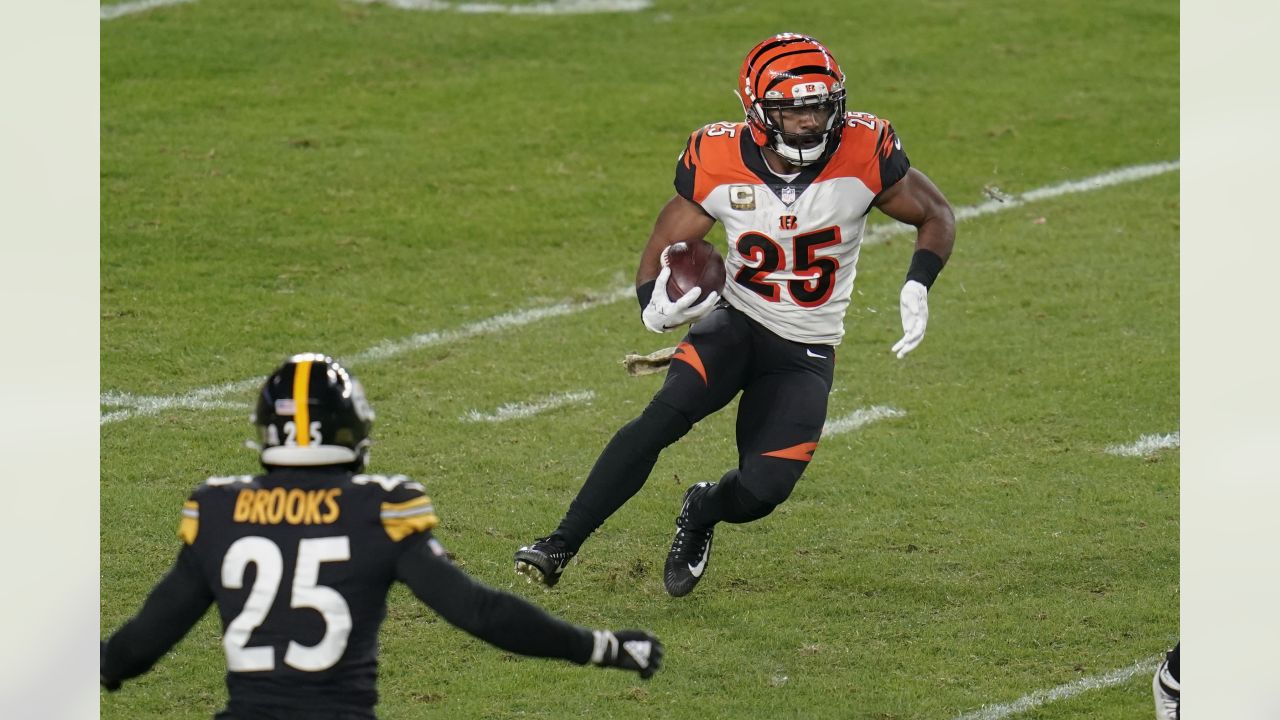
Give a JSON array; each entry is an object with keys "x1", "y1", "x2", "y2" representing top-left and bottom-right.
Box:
[
  {"x1": 752, "y1": 87, "x2": 847, "y2": 167},
  {"x1": 737, "y1": 33, "x2": 849, "y2": 168}
]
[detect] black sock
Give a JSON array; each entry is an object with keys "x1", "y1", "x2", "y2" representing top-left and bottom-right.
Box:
[{"x1": 688, "y1": 471, "x2": 776, "y2": 526}]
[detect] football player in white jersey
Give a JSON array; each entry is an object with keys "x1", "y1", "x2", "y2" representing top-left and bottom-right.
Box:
[{"x1": 516, "y1": 33, "x2": 955, "y2": 597}]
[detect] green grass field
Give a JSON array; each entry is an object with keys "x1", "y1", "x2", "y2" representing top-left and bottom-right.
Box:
[{"x1": 101, "y1": 0, "x2": 1178, "y2": 717}]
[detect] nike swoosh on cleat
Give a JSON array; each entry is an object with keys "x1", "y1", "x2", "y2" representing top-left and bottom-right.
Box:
[
  {"x1": 687, "y1": 537, "x2": 711, "y2": 577},
  {"x1": 806, "y1": 349, "x2": 827, "y2": 359}
]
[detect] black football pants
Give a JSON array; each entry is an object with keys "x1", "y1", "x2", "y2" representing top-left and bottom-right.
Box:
[{"x1": 554, "y1": 305, "x2": 835, "y2": 549}]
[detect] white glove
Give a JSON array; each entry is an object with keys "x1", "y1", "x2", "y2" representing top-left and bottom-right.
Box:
[
  {"x1": 641, "y1": 264, "x2": 720, "y2": 333},
  {"x1": 892, "y1": 279, "x2": 929, "y2": 359}
]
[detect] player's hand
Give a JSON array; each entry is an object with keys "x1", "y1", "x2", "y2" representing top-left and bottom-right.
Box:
[
  {"x1": 892, "y1": 279, "x2": 929, "y2": 359},
  {"x1": 590, "y1": 629, "x2": 664, "y2": 679},
  {"x1": 641, "y1": 265, "x2": 720, "y2": 333}
]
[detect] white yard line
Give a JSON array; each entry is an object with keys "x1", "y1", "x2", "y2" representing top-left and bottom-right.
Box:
[
  {"x1": 100, "y1": 0, "x2": 196, "y2": 21},
  {"x1": 101, "y1": 161, "x2": 1178, "y2": 425},
  {"x1": 99, "y1": 387, "x2": 253, "y2": 424},
  {"x1": 460, "y1": 390, "x2": 595, "y2": 422},
  {"x1": 347, "y1": 286, "x2": 631, "y2": 364},
  {"x1": 823, "y1": 405, "x2": 905, "y2": 435},
  {"x1": 352, "y1": 0, "x2": 652, "y2": 13},
  {"x1": 950, "y1": 656, "x2": 1161, "y2": 720},
  {"x1": 1105, "y1": 432, "x2": 1180, "y2": 458},
  {"x1": 101, "y1": 0, "x2": 649, "y2": 21},
  {"x1": 100, "y1": 287, "x2": 629, "y2": 424}
]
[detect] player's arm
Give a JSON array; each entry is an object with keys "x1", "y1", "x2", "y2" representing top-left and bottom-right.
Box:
[
  {"x1": 100, "y1": 546, "x2": 214, "y2": 691},
  {"x1": 636, "y1": 194, "x2": 716, "y2": 286},
  {"x1": 873, "y1": 167, "x2": 955, "y2": 268},
  {"x1": 873, "y1": 167, "x2": 956, "y2": 358},
  {"x1": 636, "y1": 195, "x2": 719, "y2": 333},
  {"x1": 395, "y1": 535, "x2": 661, "y2": 678}
]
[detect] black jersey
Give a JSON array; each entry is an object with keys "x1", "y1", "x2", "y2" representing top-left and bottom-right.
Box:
[
  {"x1": 103, "y1": 467, "x2": 596, "y2": 717},
  {"x1": 181, "y1": 469, "x2": 437, "y2": 713}
]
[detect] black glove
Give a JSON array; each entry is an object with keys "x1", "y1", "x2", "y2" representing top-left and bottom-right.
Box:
[
  {"x1": 590, "y1": 630, "x2": 663, "y2": 679},
  {"x1": 100, "y1": 641, "x2": 122, "y2": 692}
]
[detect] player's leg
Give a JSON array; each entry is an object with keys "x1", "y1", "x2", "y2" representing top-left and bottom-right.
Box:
[
  {"x1": 553, "y1": 308, "x2": 750, "y2": 546},
  {"x1": 516, "y1": 307, "x2": 751, "y2": 586},
  {"x1": 664, "y1": 332, "x2": 833, "y2": 596}
]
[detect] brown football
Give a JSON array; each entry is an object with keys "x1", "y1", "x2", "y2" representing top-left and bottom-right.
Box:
[{"x1": 665, "y1": 239, "x2": 726, "y2": 301}]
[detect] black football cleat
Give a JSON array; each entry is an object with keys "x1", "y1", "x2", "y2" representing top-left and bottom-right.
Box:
[
  {"x1": 514, "y1": 535, "x2": 576, "y2": 588},
  {"x1": 663, "y1": 482, "x2": 715, "y2": 597}
]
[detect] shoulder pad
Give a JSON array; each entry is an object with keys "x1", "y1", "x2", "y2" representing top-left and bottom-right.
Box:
[
  {"x1": 203, "y1": 475, "x2": 256, "y2": 487},
  {"x1": 379, "y1": 493, "x2": 439, "y2": 542},
  {"x1": 353, "y1": 475, "x2": 436, "y2": 541},
  {"x1": 686, "y1": 122, "x2": 746, "y2": 159},
  {"x1": 677, "y1": 122, "x2": 754, "y2": 204},
  {"x1": 352, "y1": 474, "x2": 424, "y2": 493},
  {"x1": 177, "y1": 499, "x2": 200, "y2": 545},
  {"x1": 187, "y1": 475, "x2": 255, "y2": 503},
  {"x1": 840, "y1": 111, "x2": 885, "y2": 136},
  {"x1": 179, "y1": 476, "x2": 253, "y2": 544},
  {"x1": 842, "y1": 112, "x2": 901, "y2": 154},
  {"x1": 695, "y1": 121, "x2": 746, "y2": 138}
]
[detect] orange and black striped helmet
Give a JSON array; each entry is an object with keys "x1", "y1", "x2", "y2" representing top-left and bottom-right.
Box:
[
  {"x1": 736, "y1": 33, "x2": 847, "y2": 166},
  {"x1": 252, "y1": 353, "x2": 375, "y2": 471}
]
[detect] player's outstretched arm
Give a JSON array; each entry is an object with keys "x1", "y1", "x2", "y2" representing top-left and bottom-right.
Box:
[
  {"x1": 395, "y1": 536, "x2": 663, "y2": 679},
  {"x1": 101, "y1": 547, "x2": 214, "y2": 691}
]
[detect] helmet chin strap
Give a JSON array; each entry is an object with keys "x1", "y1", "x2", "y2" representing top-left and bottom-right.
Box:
[{"x1": 763, "y1": 106, "x2": 840, "y2": 167}]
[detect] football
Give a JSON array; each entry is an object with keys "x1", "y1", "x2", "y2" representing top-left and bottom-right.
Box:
[{"x1": 665, "y1": 239, "x2": 726, "y2": 301}]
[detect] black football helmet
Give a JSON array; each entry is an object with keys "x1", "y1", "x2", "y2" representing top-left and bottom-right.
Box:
[{"x1": 252, "y1": 353, "x2": 375, "y2": 470}]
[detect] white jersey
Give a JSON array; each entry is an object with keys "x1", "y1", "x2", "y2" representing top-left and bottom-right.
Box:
[{"x1": 673, "y1": 112, "x2": 910, "y2": 345}]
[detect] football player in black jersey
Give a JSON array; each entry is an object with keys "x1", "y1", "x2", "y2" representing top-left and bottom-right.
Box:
[{"x1": 101, "y1": 354, "x2": 662, "y2": 719}]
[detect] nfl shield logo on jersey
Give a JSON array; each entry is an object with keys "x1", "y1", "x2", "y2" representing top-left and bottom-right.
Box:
[{"x1": 780, "y1": 186, "x2": 797, "y2": 205}]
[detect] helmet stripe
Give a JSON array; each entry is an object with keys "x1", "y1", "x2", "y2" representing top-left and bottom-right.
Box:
[
  {"x1": 743, "y1": 36, "x2": 822, "y2": 101},
  {"x1": 752, "y1": 50, "x2": 834, "y2": 97},
  {"x1": 745, "y1": 35, "x2": 813, "y2": 74},
  {"x1": 293, "y1": 359, "x2": 312, "y2": 446},
  {"x1": 761, "y1": 65, "x2": 842, "y2": 95}
]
